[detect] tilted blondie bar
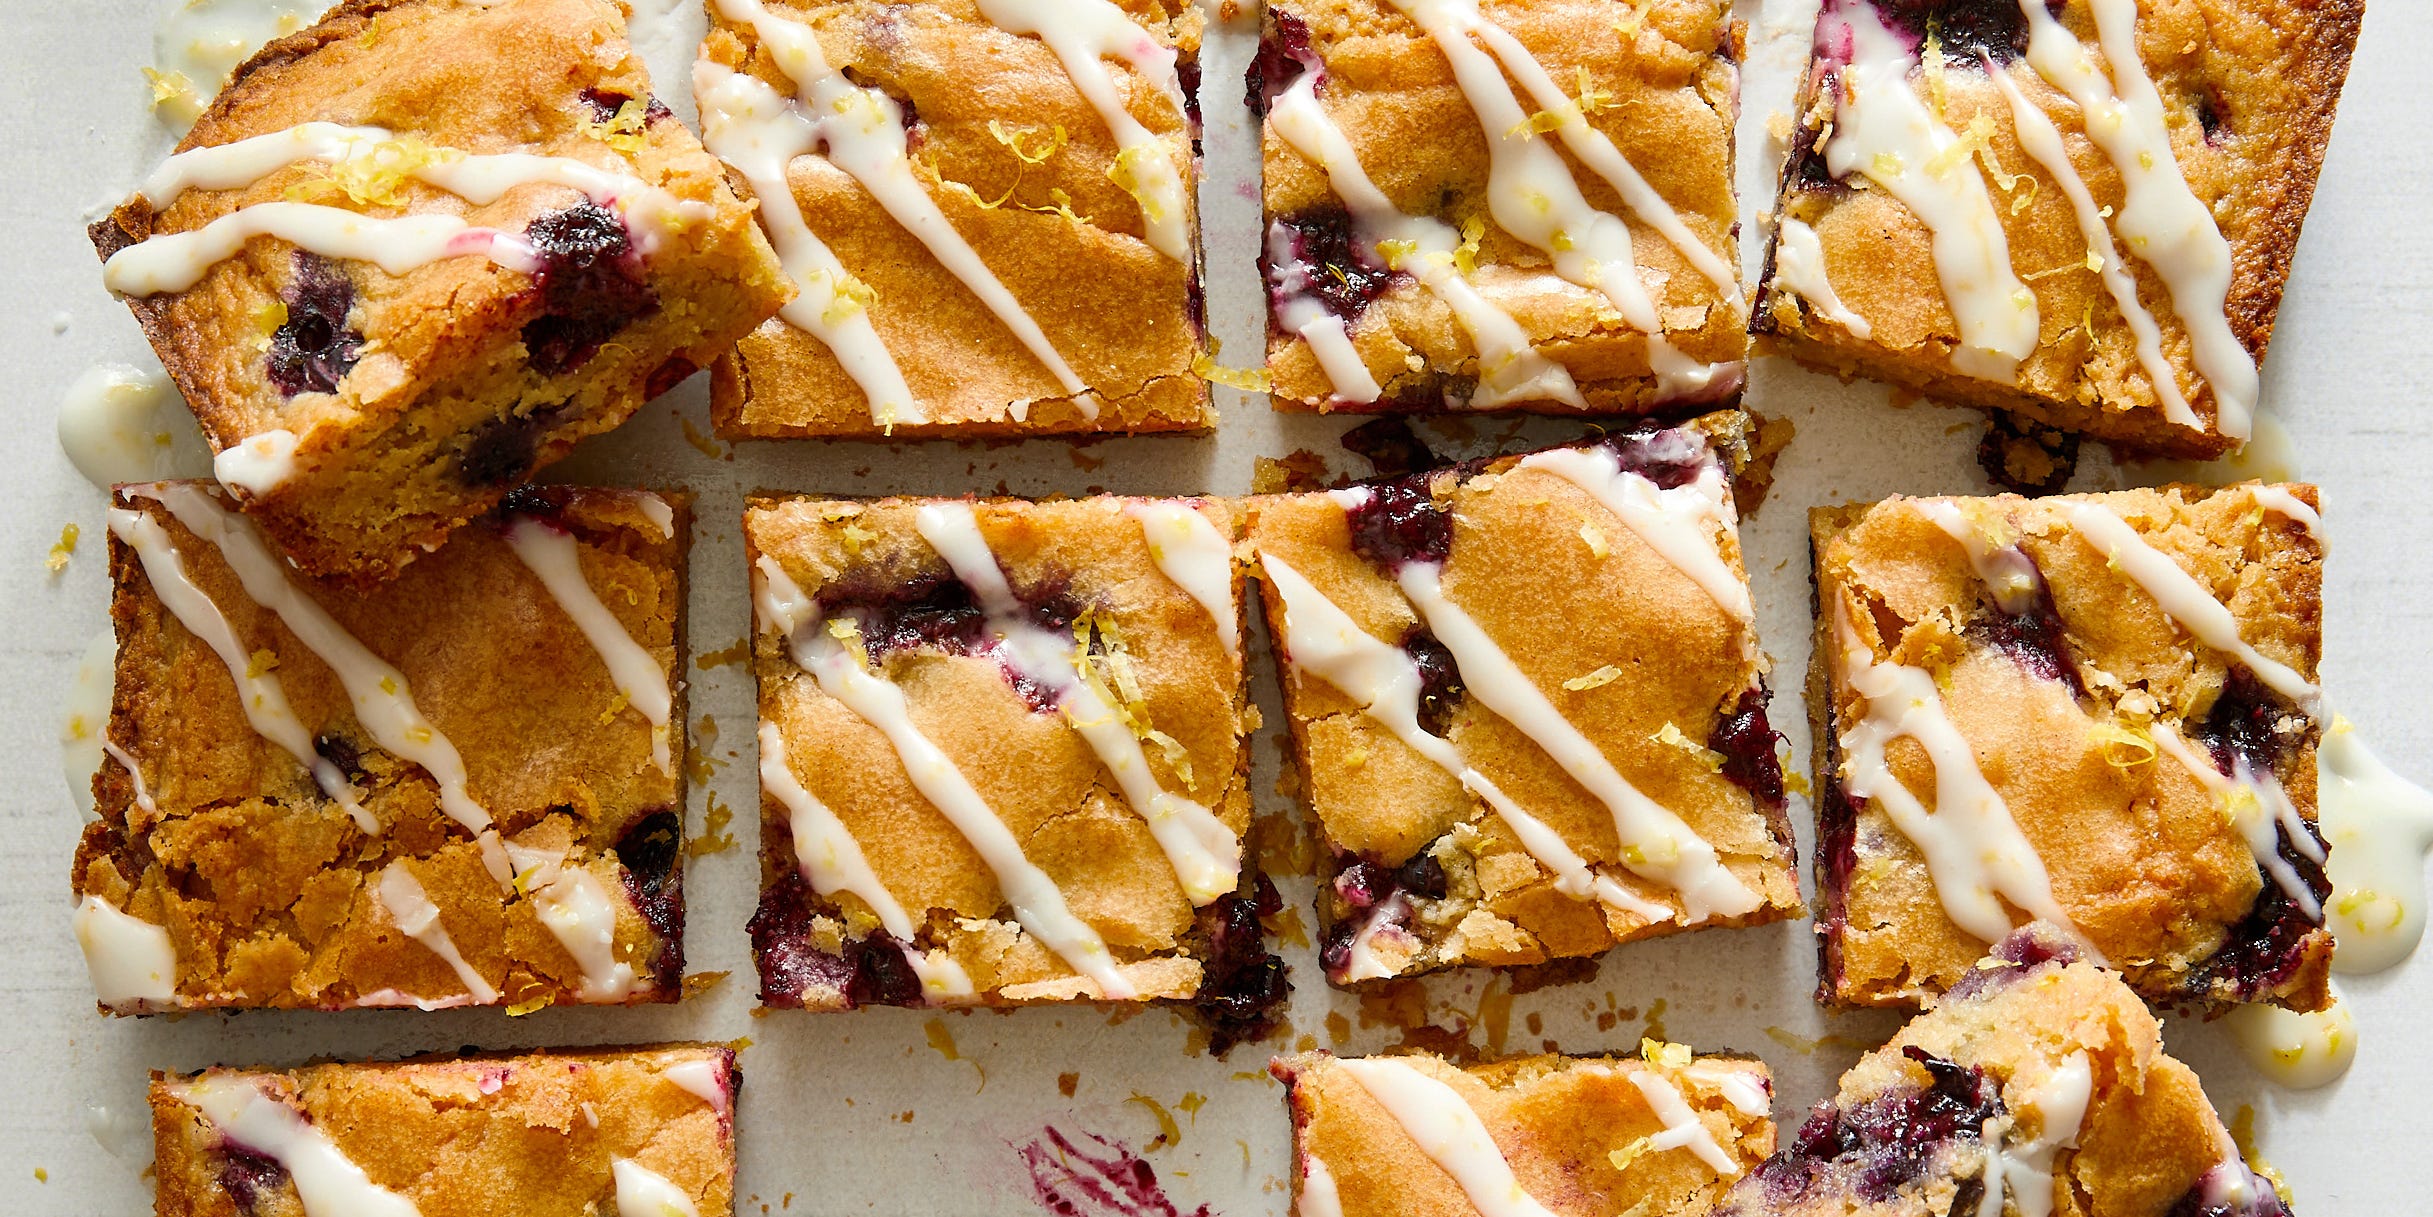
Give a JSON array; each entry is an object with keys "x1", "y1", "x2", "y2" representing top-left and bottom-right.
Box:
[
  {"x1": 1811, "y1": 485, "x2": 2331, "y2": 1012},
  {"x1": 151, "y1": 1044, "x2": 737, "y2": 1217},
  {"x1": 695, "y1": 0, "x2": 1208, "y2": 438},
  {"x1": 1251, "y1": 0, "x2": 1746, "y2": 414},
  {"x1": 90, "y1": 0, "x2": 789, "y2": 580},
  {"x1": 1755, "y1": 0, "x2": 2362, "y2": 459},
  {"x1": 1249, "y1": 412, "x2": 1801, "y2": 987},
  {"x1": 74, "y1": 482, "x2": 687, "y2": 1013},
  {"x1": 1274, "y1": 1046, "x2": 1775, "y2": 1217},
  {"x1": 747, "y1": 494, "x2": 1285, "y2": 1049},
  {"x1": 1716, "y1": 926, "x2": 2292, "y2": 1217}
]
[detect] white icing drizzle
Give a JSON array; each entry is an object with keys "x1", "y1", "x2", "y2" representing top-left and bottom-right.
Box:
[
  {"x1": 136, "y1": 122, "x2": 384, "y2": 203},
  {"x1": 1622, "y1": 1068, "x2": 1740, "y2": 1176},
  {"x1": 1334, "y1": 1057, "x2": 1559, "y2": 1217},
  {"x1": 1386, "y1": 0, "x2": 1733, "y2": 399},
  {"x1": 374, "y1": 861, "x2": 499, "y2": 1004},
  {"x1": 177, "y1": 1078, "x2": 422, "y2": 1217},
  {"x1": 636, "y1": 495, "x2": 677, "y2": 541},
  {"x1": 1825, "y1": 3, "x2": 2037, "y2": 382},
  {"x1": 149, "y1": 1, "x2": 334, "y2": 131},
  {"x1": 1832, "y1": 601, "x2": 2090, "y2": 951},
  {"x1": 709, "y1": 0, "x2": 1092, "y2": 419},
  {"x1": 504, "y1": 841, "x2": 641, "y2": 1002},
  {"x1": 1263, "y1": 220, "x2": 1386, "y2": 404},
  {"x1": 612, "y1": 1158, "x2": 702, "y2": 1217},
  {"x1": 759, "y1": 720, "x2": 975, "y2": 999},
  {"x1": 1772, "y1": 217, "x2": 1872, "y2": 339},
  {"x1": 2150, "y1": 720, "x2": 2324, "y2": 920},
  {"x1": 73, "y1": 894, "x2": 179, "y2": 1010},
  {"x1": 1259, "y1": 553, "x2": 1668, "y2": 922},
  {"x1": 103, "y1": 740, "x2": 159, "y2": 817},
  {"x1": 1984, "y1": 62, "x2": 2193, "y2": 429},
  {"x1": 505, "y1": 514, "x2": 674, "y2": 777},
  {"x1": 692, "y1": 61, "x2": 925, "y2": 427},
  {"x1": 2243, "y1": 486, "x2": 2323, "y2": 542},
  {"x1": 105, "y1": 503, "x2": 372, "y2": 831},
  {"x1": 1125, "y1": 502, "x2": 1240, "y2": 657},
  {"x1": 214, "y1": 429, "x2": 301, "y2": 497},
  {"x1": 1269, "y1": 72, "x2": 1583, "y2": 409},
  {"x1": 2224, "y1": 981, "x2": 2355, "y2": 1089},
  {"x1": 1340, "y1": 893, "x2": 1416, "y2": 983},
  {"x1": 2319, "y1": 720, "x2": 2433, "y2": 974},
  {"x1": 131, "y1": 483, "x2": 492, "y2": 833},
  {"x1": 660, "y1": 1058, "x2": 731, "y2": 1114},
  {"x1": 104, "y1": 202, "x2": 541, "y2": 297},
  {"x1": 755, "y1": 556, "x2": 1135, "y2": 998},
  {"x1": 2019, "y1": 0, "x2": 2258, "y2": 440},
  {"x1": 2053, "y1": 500, "x2": 2317, "y2": 705},
  {"x1": 1296, "y1": 1153, "x2": 1346, "y2": 1217},
  {"x1": 1915, "y1": 499, "x2": 2044, "y2": 615},
  {"x1": 1681, "y1": 1064, "x2": 1771, "y2": 1119},
  {"x1": 1976, "y1": 1052, "x2": 2092, "y2": 1217},
  {"x1": 972, "y1": 0, "x2": 1189, "y2": 262},
  {"x1": 56, "y1": 360, "x2": 212, "y2": 490},
  {"x1": 917, "y1": 504, "x2": 1241, "y2": 904},
  {"x1": 1516, "y1": 446, "x2": 1750, "y2": 623}
]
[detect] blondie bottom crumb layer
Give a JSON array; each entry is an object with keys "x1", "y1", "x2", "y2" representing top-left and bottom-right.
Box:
[
  {"x1": 1717, "y1": 926, "x2": 2293, "y2": 1217},
  {"x1": 75, "y1": 483, "x2": 688, "y2": 1014},
  {"x1": 90, "y1": 0, "x2": 789, "y2": 581},
  {"x1": 1811, "y1": 485, "x2": 2331, "y2": 1013},
  {"x1": 1275, "y1": 1047, "x2": 1775, "y2": 1217},
  {"x1": 1252, "y1": 0, "x2": 1747, "y2": 415},
  {"x1": 747, "y1": 495, "x2": 1285, "y2": 1049},
  {"x1": 1756, "y1": 0, "x2": 2361, "y2": 459},
  {"x1": 151, "y1": 1044, "x2": 737, "y2": 1217},
  {"x1": 696, "y1": 0, "x2": 1210, "y2": 438},
  {"x1": 1248, "y1": 411, "x2": 1801, "y2": 987}
]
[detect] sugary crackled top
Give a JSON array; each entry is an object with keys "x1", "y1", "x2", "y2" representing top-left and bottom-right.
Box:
[
  {"x1": 1813, "y1": 484, "x2": 2329, "y2": 1010},
  {"x1": 699, "y1": 0, "x2": 1207, "y2": 434},
  {"x1": 747, "y1": 494, "x2": 1253, "y2": 1003},
  {"x1": 151, "y1": 1045, "x2": 736, "y2": 1217},
  {"x1": 1278, "y1": 1048, "x2": 1775, "y2": 1217},
  {"x1": 78, "y1": 483, "x2": 683, "y2": 1011},
  {"x1": 1254, "y1": 0, "x2": 1744, "y2": 410},
  {"x1": 99, "y1": 0, "x2": 759, "y2": 443}
]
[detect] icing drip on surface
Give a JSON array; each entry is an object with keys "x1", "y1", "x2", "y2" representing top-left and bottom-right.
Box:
[
  {"x1": 2243, "y1": 486, "x2": 2323, "y2": 542},
  {"x1": 129, "y1": 483, "x2": 491, "y2": 833},
  {"x1": 1621, "y1": 1067, "x2": 1741, "y2": 1176},
  {"x1": 1126, "y1": 502, "x2": 1240, "y2": 657},
  {"x1": 505, "y1": 514, "x2": 674, "y2": 776},
  {"x1": 1984, "y1": 63, "x2": 2193, "y2": 429},
  {"x1": 2053, "y1": 501, "x2": 2316, "y2": 705},
  {"x1": 73, "y1": 895, "x2": 178, "y2": 1010},
  {"x1": 104, "y1": 202, "x2": 541, "y2": 297},
  {"x1": 1264, "y1": 221, "x2": 1386, "y2": 403},
  {"x1": 1516, "y1": 445, "x2": 1751, "y2": 624},
  {"x1": 63, "y1": 632, "x2": 113, "y2": 819},
  {"x1": 755, "y1": 556, "x2": 1135, "y2": 998},
  {"x1": 759, "y1": 720, "x2": 975, "y2": 998},
  {"x1": 2019, "y1": 0, "x2": 2257, "y2": 440},
  {"x1": 1268, "y1": 72, "x2": 1582, "y2": 409},
  {"x1": 1823, "y1": 2, "x2": 2036, "y2": 382},
  {"x1": 104, "y1": 740, "x2": 159, "y2": 816},
  {"x1": 1340, "y1": 893, "x2": 1416, "y2": 982},
  {"x1": 1683, "y1": 1064, "x2": 1771, "y2": 1118},
  {"x1": 1334, "y1": 1058, "x2": 1559, "y2": 1217},
  {"x1": 56, "y1": 361, "x2": 212, "y2": 491},
  {"x1": 105, "y1": 504, "x2": 371, "y2": 831},
  {"x1": 693, "y1": 62, "x2": 924, "y2": 426},
  {"x1": 504, "y1": 841, "x2": 641, "y2": 1001},
  {"x1": 148, "y1": 1, "x2": 336, "y2": 130},
  {"x1": 178, "y1": 1078, "x2": 422, "y2": 1217},
  {"x1": 1260, "y1": 553, "x2": 1668, "y2": 922},
  {"x1": 1915, "y1": 499, "x2": 2043, "y2": 614},
  {"x1": 709, "y1": 0, "x2": 1092, "y2": 420},
  {"x1": 972, "y1": 0, "x2": 1190, "y2": 262},
  {"x1": 660, "y1": 1058, "x2": 731, "y2": 1114},
  {"x1": 215, "y1": 430, "x2": 300, "y2": 496},
  {"x1": 2225, "y1": 983, "x2": 2355, "y2": 1089},
  {"x1": 2151, "y1": 721, "x2": 2325, "y2": 919},
  {"x1": 1296, "y1": 1153, "x2": 1346, "y2": 1217},
  {"x1": 916, "y1": 504, "x2": 1241, "y2": 904},
  {"x1": 1832, "y1": 602, "x2": 2090, "y2": 952},
  {"x1": 1772, "y1": 217, "x2": 1871, "y2": 338},
  {"x1": 374, "y1": 862, "x2": 499, "y2": 1004},
  {"x1": 612, "y1": 1158, "x2": 702, "y2": 1217},
  {"x1": 2319, "y1": 721, "x2": 2433, "y2": 974},
  {"x1": 1976, "y1": 1052, "x2": 2091, "y2": 1217}
]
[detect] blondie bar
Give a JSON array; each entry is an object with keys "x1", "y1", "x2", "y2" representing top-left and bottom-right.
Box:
[
  {"x1": 1248, "y1": 412, "x2": 1801, "y2": 987},
  {"x1": 74, "y1": 482, "x2": 687, "y2": 1012},
  {"x1": 695, "y1": 0, "x2": 1208, "y2": 437},
  {"x1": 151, "y1": 1044, "x2": 737, "y2": 1217},
  {"x1": 1253, "y1": 0, "x2": 1746, "y2": 414},
  {"x1": 1755, "y1": 0, "x2": 2362, "y2": 459},
  {"x1": 1811, "y1": 485, "x2": 2331, "y2": 1011},
  {"x1": 90, "y1": 0, "x2": 788, "y2": 580}
]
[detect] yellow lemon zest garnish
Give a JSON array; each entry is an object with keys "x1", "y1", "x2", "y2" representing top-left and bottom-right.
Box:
[
  {"x1": 1564, "y1": 664, "x2": 1624, "y2": 691},
  {"x1": 581, "y1": 98, "x2": 652, "y2": 156},
  {"x1": 988, "y1": 119, "x2": 1068, "y2": 165},
  {"x1": 1192, "y1": 352, "x2": 1271, "y2": 392}
]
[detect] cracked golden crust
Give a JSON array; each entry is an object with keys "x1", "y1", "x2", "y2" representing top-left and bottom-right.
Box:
[
  {"x1": 1757, "y1": 0, "x2": 2363, "y2": 459},
  {"x1": 1260, "y1": 0, "x2": 1747, "y2": 414},
  {"x1": 1278, "y1": 1049, "x2": 1776, "y2": 1217},
  {"x1": 150, "y1": 1045, "x2": 737, "y2": 1217},
  {"x1": 701, "y1": 0, "x2": 1211, "y2": 438},
  {"x1": 89, "y1": 0, "x2": 789, "y2": 581},
  {"x1": 76, "y1": 485, "x2": 688, "y2": 1013},
  {"x1": 745, "y1": 494, "x2": 1254, "y2": 1005},
  {"x1": 1247, "y1": 418, "x2": 1800, "y2": 983},
  {"x1": 1809, "y1": 486, "x2": 2330, "y2": 1012}
]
